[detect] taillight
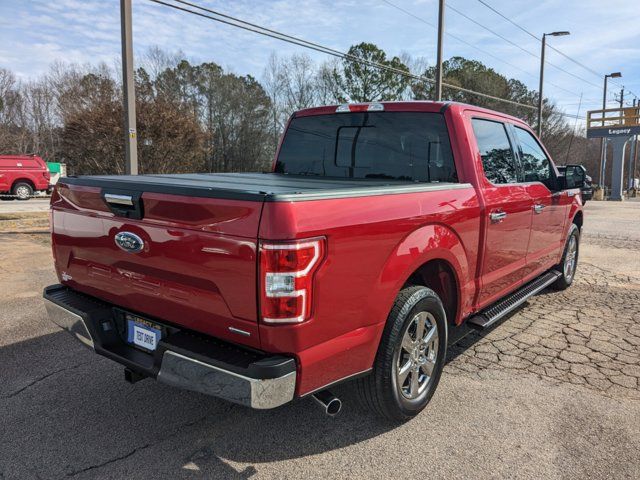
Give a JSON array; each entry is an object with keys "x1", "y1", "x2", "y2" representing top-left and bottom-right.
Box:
[
  {"x1": 259, "y1": 238, "x2": 325, "y2": 324},
  {"x1": 43, "y1": 170, "x2": 51, "y2": 180}
]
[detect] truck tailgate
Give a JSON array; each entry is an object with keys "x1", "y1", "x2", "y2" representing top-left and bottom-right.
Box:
[{"x1": 50, "y1": 182, "x2": 263, "y2": 348}]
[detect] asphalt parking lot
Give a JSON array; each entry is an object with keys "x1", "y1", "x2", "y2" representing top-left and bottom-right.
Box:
[{"x1": 1, "y1": 200, "x2": 639, "y2": 479}]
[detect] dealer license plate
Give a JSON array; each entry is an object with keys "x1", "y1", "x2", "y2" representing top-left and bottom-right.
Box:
[{"x1": 127, "y1": 316, "x2": 162, "y2": 351}]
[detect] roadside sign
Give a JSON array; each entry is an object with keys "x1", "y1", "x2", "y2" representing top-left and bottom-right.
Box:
[{"x1": 587, "y1": 125, "x2": 640, "y2": 138}]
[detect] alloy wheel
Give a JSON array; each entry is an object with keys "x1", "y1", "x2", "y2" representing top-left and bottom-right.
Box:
[
  {"x1": 396, "y1": 311, "x2": 439, "y2": 399},
  {"x1": 564, "y1": 235, "x2": 577, "y2": 282}
]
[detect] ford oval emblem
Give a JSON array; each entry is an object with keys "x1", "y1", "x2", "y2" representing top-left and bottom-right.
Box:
[{"x1": 114, "y1": 232, "x2": 145, "y2": 253}]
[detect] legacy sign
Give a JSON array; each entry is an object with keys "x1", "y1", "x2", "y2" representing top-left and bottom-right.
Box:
[{"x1": 587, "y1": 125, "x2": 640, "y2": 138}]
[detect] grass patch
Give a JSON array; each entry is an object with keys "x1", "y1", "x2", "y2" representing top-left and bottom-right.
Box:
[
  {"x1": 0, "y1": 212, "x2": 49, "y2": 233},
  {"x1": 0, "y1": 212, "x2": 49, "y2": 221}
]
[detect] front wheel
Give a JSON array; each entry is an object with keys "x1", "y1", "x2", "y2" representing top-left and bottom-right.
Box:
[
  {"x1": 356, "y1": 286, "x2": 448, "y2": 421},
  {"x1": 553, "y1": 223, "x2": 580, "y2": 290}
]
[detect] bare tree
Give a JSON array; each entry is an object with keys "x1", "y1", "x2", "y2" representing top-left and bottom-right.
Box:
[
  {"x1": 0, "y1": 45, "x2": 601, "y2": 180},
  {"x1": 314, "y1": 59, "x2": 342, "y2": 105}
]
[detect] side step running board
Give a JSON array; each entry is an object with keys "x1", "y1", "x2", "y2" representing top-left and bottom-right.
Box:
[{"x1": 467, "y1": 271, "x2": 562, "y2": 330}]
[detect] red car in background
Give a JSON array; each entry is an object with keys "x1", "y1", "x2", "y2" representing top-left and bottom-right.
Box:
[{"x1": 0, "y1": 154, "x2": 51, "y2": 200}]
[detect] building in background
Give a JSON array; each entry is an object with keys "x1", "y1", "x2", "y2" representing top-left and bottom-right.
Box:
[{"x1": 46, "y1": 162, "x2": 67, "y2": 185}]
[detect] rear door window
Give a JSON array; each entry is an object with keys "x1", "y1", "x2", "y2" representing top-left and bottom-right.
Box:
[
  {"x1": 471, "y1": 118, "x2": 519, "y2": 184},
  {"x1": 276, "y1": 112, "x2": 457, "y2": 183}
]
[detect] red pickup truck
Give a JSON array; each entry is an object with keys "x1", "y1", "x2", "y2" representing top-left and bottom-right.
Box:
[
  {"x1": 0, "y1": 154, "x2": 51, "y2": 199},
  {"x1": 44, "y1": 102, "x2": 583, "y2": 420}
]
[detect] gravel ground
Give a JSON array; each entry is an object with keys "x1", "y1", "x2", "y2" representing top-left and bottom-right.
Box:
[{"x1": 0, "y1": 200, "x2": 639, "y2": 479}]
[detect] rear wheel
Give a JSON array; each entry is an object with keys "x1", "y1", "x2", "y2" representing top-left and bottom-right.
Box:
[
  {"x1": 553, "y1": 223, "x2": 580, "y2": 290},
  {"x1": 356, "y1": 285, "x2": 447, "y2": 421},
  {"x1": 13, "y1": 182, "x2": 33, "y2": 200}
]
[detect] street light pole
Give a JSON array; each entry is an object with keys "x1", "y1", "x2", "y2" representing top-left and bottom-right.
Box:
[
  {"x1": 435, "y1": 0, "x2": 445, "y2": 101},
  {"x1": 537, "y1": 31, "x2": 570, "y2": 139},
  {"x1": 599, "y1": 72, "x2": 622, "y2": 188},
  {"x1": 537, "y1": 34, "x2": 547, "y2": 138}
]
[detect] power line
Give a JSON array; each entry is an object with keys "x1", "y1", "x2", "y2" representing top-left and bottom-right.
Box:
[
  {"x1": 564, "y1": 92, "x2": 583, "y2": 164},
  {"x1": 446, "y1": 1, "x2": 602, "y2": 90},
  {"x1": 382, "y1": 0, "x2": 599, "y2": 124},
  {"x1": 475, "y1": 0, "x2": 537, "y2": 40},
  {"x1": 380, "y1": 0, "x2": 581, "y2": 99},
  {"x1": 474, "y1": 0, "x2": 638, "y2": 100},
  {"x1": 146, "y1": 0, "x2": 538, "y2": 110},
  {"x1": 447, "y1": 2, "x2": 538, "y2": 58},
  {"x1": 559, "y1": 93, "x2": 621, "y2": 106}
]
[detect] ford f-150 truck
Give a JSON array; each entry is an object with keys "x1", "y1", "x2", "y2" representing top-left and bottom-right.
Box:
[{"x1": 43, "y1": 101, "x2": 583, "y2": 420}]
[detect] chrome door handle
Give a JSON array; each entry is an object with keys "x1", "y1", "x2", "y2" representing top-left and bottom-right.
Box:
[
  {"x1": 533, "y1": 204, "x2": 545, "y2": 214},
  {"x1": 104, "y1": 193, "x2": 134, "y2": 206},
  {"x1": 490, "y1": 211, "x2": 507, "y2": 223}
]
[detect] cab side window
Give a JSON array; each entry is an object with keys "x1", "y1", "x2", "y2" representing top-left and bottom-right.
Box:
[
  {"x1": 471, "y1": 118, "x2": 518, "y2": 184},
  {"x1": 514, "y1": 127, "x2": 555, "y2": 189}
]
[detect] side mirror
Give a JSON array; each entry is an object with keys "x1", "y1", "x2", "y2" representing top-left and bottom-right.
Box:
[{"x1": 564, "y1": 165, "x2": 585, "y2": 189}]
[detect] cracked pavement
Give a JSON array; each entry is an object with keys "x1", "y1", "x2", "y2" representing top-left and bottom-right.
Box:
[
  {"x1": 1, "y1": 200, "x2": 639, "y2": 479},
  {"x1": 447, "y1": 261, "x2": 640, "y2": 399}
]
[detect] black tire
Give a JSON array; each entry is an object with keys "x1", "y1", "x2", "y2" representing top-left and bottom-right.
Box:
[
  {"x1": 12, "y1": 182, "x2": 33, "y2": 200},
  {"x1": 356, "y1": 285, "x2": 448, "y2": 421},
  {"x1": 553, "y1": 223, "x2": 580, "y2": 290}
]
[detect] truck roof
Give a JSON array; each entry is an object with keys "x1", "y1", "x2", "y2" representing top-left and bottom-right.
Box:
[{"x1": 294, "y1": 101, "x2": 530, "y2": 128}]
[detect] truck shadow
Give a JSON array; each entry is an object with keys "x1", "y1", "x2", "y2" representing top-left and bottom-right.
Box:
[
  {"x1": 0, "y1": 331, "x2": 397, "y2": 479},
  {"x1": 2, "y1": 288, "x2": 562, "y2": 478}
]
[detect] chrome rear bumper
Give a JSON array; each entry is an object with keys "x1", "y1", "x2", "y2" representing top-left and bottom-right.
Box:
[
  {"x1": 157, "y1": 351, "x2": 296, "y2": 409},
  {"x1": 43, "y1": 284, "x2": 296, "y2": 409},
  {"x1": 44, "y1": 299, "x2": 94, "y2": 348}
]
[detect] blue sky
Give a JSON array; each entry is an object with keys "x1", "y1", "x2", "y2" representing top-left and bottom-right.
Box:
[{"x1": 1, "y1": 0, "x2": 639, "y2": 120}]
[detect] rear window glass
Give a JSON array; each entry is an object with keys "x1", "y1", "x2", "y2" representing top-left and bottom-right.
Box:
[{"x1": 275, "y1": 112, "x2": 457, "y2": 183}]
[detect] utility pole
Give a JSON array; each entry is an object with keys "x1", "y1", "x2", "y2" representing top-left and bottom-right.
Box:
[
  {"x1": 434, "y1": 0, "x2": 445, "y2": 101},
  {"x1": 120, "y1": 0, "x2": 138, "y2": 175}
]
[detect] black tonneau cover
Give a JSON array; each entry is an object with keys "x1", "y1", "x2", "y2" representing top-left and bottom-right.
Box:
[{"x1": 62, "y1": 172, "x2": 466, "y2": 202}]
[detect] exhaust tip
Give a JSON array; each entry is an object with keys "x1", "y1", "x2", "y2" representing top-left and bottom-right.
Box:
[
  {"x1": 312, "y1": 390, "x2": 342, "y2": 417},
  {"x1": 325, "y1": 397, "x2": 342, "y2": 416}
]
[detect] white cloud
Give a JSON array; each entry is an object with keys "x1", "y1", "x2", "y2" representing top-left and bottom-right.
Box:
[{"x1": 0, "y1": 0, "x2": 638, "y2": 114}]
